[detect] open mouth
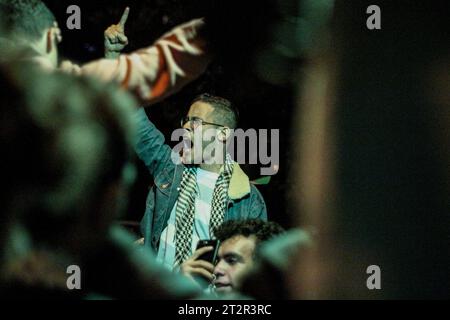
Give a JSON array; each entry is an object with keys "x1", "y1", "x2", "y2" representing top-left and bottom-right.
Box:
[{"x1": 181, "y1": 134, "x2": 193, "y2": 163}]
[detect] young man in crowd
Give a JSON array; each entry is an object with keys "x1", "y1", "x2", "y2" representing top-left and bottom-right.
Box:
[
  {"x1": 180, "y1": 219, "x2": 284, "y2": 295},
  {"x1": 99, "y1": 6, "x2": 269, "y2": 270},
  {"x1": 0, "y1": 0, "x2": 269, "y2": 274},
  {"x1": 135, "y1": 95, "x2": 268, "y2": 270}
]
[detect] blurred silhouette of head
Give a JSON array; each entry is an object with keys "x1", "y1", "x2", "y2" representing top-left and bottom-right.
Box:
[{"x1": 0, "y1": 62, "x2": 137, "y2": 257}]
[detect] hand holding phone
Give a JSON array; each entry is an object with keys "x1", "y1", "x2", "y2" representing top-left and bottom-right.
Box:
[
  {"x1": 195, "y1": 239, "x2": 220, "y2": 265},
  {"x1": 180, "y1": 240, "x2": 220, "y2": 286}
]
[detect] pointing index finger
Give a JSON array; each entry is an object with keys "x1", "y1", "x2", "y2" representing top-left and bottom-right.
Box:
[{"x1": 118, "y1": 7, "x2": 130, "y2": 28}]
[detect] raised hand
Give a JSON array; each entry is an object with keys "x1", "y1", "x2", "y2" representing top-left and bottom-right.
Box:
[{"x1": 104, "y1": 7, "x2": 130, "y2": 59}]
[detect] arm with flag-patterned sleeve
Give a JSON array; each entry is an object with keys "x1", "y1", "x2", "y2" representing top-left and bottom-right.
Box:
[{"x1": 61, "y1": 9, "x2": 210, "y2": 106}]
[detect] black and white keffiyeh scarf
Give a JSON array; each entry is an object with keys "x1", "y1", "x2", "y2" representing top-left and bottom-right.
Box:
[{"x1": 174, "y1": 154, "x2": 234, "y2": 267}]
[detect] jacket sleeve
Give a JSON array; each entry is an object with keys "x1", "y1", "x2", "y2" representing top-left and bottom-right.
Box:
[
  {"x1": 79, "y1": 19, "x2": 210, "y2": 105},
  {"x1": 132, "y1": 108, "x2": 173, "y2": 178}
]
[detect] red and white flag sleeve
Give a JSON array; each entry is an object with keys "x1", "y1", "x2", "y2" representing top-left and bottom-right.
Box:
[{"x1": 79, "y1": 18, "x2": 210, "y2": 105}]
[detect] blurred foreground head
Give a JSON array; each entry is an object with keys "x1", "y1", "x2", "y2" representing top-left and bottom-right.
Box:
[{"x1": 0, "y1": 62, "x2": 137, "y2": 258}]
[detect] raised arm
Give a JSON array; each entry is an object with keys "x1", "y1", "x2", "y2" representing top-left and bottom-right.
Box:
[
  {"x1": 132, "y1": 108, "x2": 173, "y2": 178},
  {"x1": 81, "y1": 8, "x2": 210, "y2": 106}
]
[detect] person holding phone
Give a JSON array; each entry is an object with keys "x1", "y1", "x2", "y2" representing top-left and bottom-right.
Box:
[
  {"x1": 180, "y1": 220, "x2": 284, "y2": 295},
  {"x1": 135, "y1": 93, "x2": 268, "y2": 272},
  {"x1": 84, "y1": 3, "x2": 269, "y2": 271}
]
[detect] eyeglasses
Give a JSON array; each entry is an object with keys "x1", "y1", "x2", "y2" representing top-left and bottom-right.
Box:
[{"x1": 181, "y1": 116, "x2": 226, "y2": 129}]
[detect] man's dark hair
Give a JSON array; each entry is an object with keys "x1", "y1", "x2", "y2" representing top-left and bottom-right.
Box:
[
  {"x1": 214, "y1": 219, "x2": 284, "y2": 246},
  {"x1": 191, "y1": 93, "x2": 239, "y2": 129},
  {"x1": 0, "y1": 0, "x2": 56, "y2": 41}
]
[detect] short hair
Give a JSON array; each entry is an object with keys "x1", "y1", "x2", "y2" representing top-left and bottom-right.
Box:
[
  {"x1": 191, "y1": 93, "x2": 239, "y2": 129},
  {"x1": 0, "y1": 0, "x2": 56, "y2": 41},
  {"x1": 214, "y1": 219, "x2": 285, "y2": 246}
]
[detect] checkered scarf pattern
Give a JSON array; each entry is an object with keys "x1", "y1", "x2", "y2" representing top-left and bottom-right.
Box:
[{"x1": 174, "y1": 155, "x2": 234, "y2": 267}]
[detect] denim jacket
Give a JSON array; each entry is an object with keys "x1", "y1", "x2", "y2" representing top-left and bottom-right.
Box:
[{"x1": 133, "y1": 109, "x2": 267, "y2": 252}]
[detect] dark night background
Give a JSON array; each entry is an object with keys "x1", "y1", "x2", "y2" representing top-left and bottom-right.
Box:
[{"x1": 42, "y1": 0, "x2": 298, "y2": 231}]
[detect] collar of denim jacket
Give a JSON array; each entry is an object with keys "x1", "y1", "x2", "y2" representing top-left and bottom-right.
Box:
[{"x1": 228, "y1": 162, "x2": 251, "y2": 200}]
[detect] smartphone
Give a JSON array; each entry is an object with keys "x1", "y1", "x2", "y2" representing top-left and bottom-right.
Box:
[{"x1": 196, "y1": 239, "x2": 220, "y2": 264}]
